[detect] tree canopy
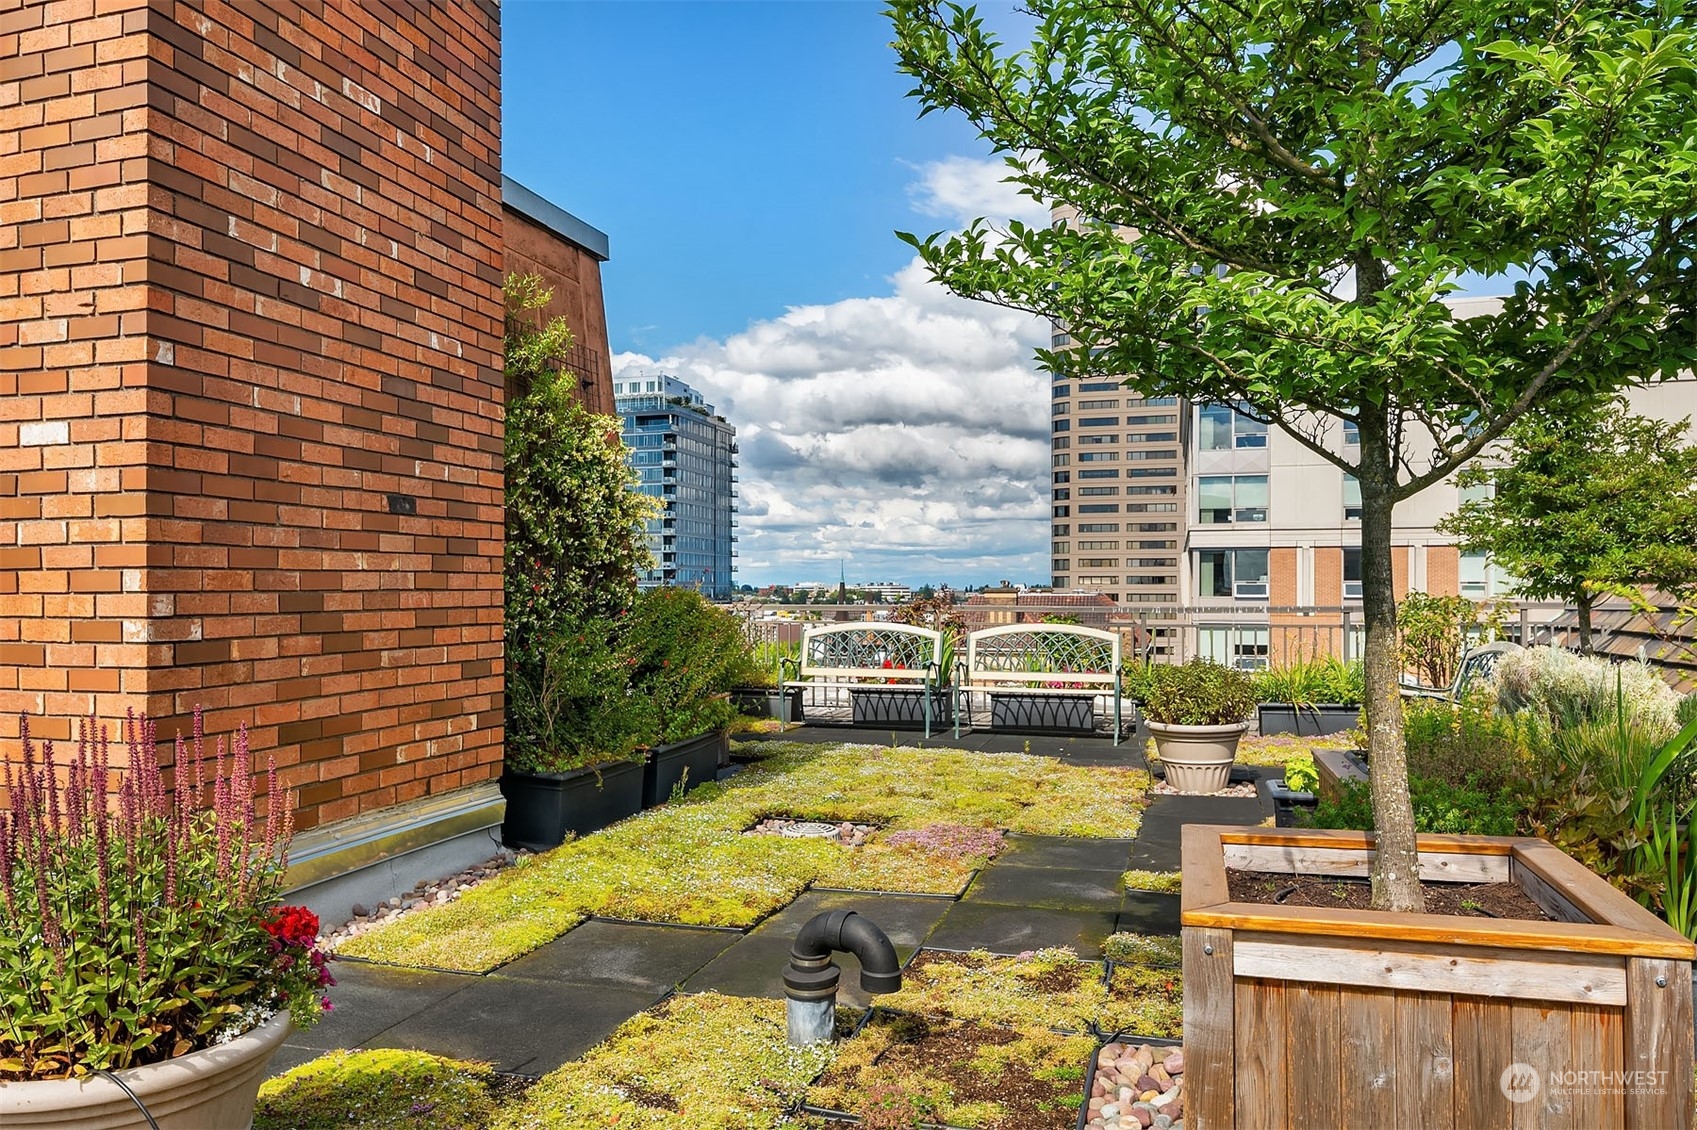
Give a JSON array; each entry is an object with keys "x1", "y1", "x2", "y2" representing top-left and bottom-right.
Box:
[
  {"x1": 889, "y1": 0, "x2": 1697, "y2": 909},
  {"x1": 1441, "y1": 398, "x2": 1697, "y2": 651}
]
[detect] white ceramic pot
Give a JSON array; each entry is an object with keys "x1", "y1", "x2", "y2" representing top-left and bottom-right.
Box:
[
  {"x1": 0, "y1": 1011, "x2": 290, "y2": 1130},
  {"x1": 1148, "y1": 720, "x2": 1249, "y2": 793}
]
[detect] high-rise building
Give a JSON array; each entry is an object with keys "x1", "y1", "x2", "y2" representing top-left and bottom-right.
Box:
[{"x1": 613, "y1": 374, "x2": 738, "y2": 600}]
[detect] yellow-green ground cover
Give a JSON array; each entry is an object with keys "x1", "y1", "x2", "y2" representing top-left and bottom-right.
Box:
[
  {"x1": 257, "y1": 1050, "x2": 500, "y2": 1129},
  {"x1": 337, "y1": 741, "x2": 1151, "y2": 972}
]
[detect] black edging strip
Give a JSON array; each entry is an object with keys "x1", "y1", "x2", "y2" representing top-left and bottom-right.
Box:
[{"x1": 586, "y1": 914, "x2": 749, "y2": 935}]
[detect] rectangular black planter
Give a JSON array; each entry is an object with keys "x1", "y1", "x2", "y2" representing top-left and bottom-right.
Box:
[
  {"x1": 989, "y1": 691, "x2": 1096, "y2": 734},
  {"x1": 498, "y1": 760, "x2": 644, "y2": 853},
  {"x1": 729, "y1": 686, "x2": 803, "y2": 722},
  {"x1": 1255, "y1": 703, "x2": 1360, "y2": 736},
  {"x1": 850, "y1": 686, "x2": 953, "y2": 729},
  {"x1": 641, "y1": 730, "x2": 727, "y2": 808}
]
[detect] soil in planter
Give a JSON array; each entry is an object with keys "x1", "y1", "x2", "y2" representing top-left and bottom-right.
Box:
[
  {"x1": 809, "y1": 1012, "x2": 1091, "y2": 1129},
  {"x1": 1227, "y1": 869, "x2": 1554, "y2": 921}
]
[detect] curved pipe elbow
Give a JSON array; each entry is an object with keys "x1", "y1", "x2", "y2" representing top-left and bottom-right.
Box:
[{"x1": 789, "y1": 909, "x2": 901, "y2": 995}]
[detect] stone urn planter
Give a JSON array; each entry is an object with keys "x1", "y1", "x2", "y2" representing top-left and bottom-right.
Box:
[
  {"x1": 1148, "y1": 721, "x2": 1249, "y2": 793},
  {"x1": 1181, "y1": 824, "x2": 1696, "y2": 1129},
  {"x1": 499, "y1": 760, "x2": 644, "y2": 852},
  {"x1": 0, "y1": 1011, "x2": 290, "y2": 1130}
]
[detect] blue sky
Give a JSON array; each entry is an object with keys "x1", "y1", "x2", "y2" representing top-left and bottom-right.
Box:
[
  {"x1": 503, "y1": 1, "x2": 1057, "y2": 589},
  {"x1": 504, "y1": 1, "x2": 993, "y2": 352}
]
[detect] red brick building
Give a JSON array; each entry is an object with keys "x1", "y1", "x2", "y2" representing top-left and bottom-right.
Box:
[{"x1": 2, "y1": 0, "x2": 612, "y2": 909}]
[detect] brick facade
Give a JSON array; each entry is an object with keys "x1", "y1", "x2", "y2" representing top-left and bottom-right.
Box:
[
  {"x1": 1, "y1": 0, "x2": 505, "y2": 831},
  {"x1": 502, "y1": 203, "x2": 613, "y2": 415}
]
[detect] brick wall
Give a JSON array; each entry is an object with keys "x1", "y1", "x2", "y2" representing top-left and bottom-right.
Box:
[
  {"x1": 503, "y1": 206, "x2": 613, "y2": 415},
  {"x1": 1, "y1": 0, "x2": 506, "y2": 832}
]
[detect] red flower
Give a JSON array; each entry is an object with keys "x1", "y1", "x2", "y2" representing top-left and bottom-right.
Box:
[{"x1": 263, "y1": 905, "x2": 321, "y2": 948}]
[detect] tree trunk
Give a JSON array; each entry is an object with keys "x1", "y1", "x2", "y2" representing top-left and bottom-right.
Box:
[
  {"x1": 1576, "y1": 590, "x2": 1595, "y2": 654},
  {"x1": 1358, "y1": 426, "x2": 1424, "y2": 913}
]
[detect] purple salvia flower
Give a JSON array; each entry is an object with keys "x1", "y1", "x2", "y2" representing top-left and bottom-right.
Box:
[
  {"x1": 0, "y1": 815, "x2": 16, "y2": 919},
  {"x1": 214, "y1": 736, "x2": 232, "y2": 882},
  {"x1": 263, "y1": 755, "x2": 280, "y2": 863},
  {"x1": 133, "y1": 905, "x2": 148, "y2": 982},
  {"x1": 193, "y1": 706, "x2": 205, "y2": 805}
]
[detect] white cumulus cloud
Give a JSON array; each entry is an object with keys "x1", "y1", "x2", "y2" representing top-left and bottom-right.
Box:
[{"x1": 615, "y1": 158, "x2": 1053, "y2": 587}]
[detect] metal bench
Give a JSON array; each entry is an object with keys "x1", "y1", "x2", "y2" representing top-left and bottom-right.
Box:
[
  {"x1": 1399, "y1": 641, "x2": 1522, "y2": 703},
  {"x1": 957, "y1": 624, "x2": 1127, "y2": 744},
  {"x1": 780, "y1": 622, "x2": 950, "y2": 737}
]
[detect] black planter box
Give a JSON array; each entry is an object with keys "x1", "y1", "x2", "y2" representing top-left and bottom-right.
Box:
[
  {"x1": 989, "y1": 691, "x2": 1096, "y2": 735},
  {"x1": 499, "y1": 760, "x2": 644, "y2": 852},
  {"x1": 849, "y1": 686, "x2": 953, "y2": 729},
  {"x1": 1260, "y1": 775, "x2": 1320, "y2": 827},
  {"x1": 1256, "y1": 703, "x2": 1361, "y2": 736},
  {"x1": 641, "y1": 730, "x2": 727, "y2": 808},
  {"x1": 729, "y1": 686, "x2": 803, "y2": 722}
]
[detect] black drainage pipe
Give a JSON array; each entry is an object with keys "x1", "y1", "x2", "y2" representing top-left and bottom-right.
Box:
[{"x1": 783, "y1": 909, "x2": 901, "y2": 1045}]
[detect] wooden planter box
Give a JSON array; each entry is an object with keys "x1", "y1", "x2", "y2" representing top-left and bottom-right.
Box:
[
  {"x1": 988, "y1": 691, "x2": 1096, "y2": 734},
  {"x1": 1256, "y1": 703, "x2": 1361, "y2": 736},
  {"x1": 1181, "y1": 825, "x2": 1695, "y2": 1129},
  {"x1": 640, "y1": 730, "x2": 727, "y2": 808}
]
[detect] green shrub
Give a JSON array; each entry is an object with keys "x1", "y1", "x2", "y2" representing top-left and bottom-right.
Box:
[
  {"x1": 1252, "y1": 657, "x2": 1364, "y2": 706},
  {"x1": 1680, "y1": 692, "x2": 1697, "y2": 728},
  {"x1": 1401, "y1": 696, "x2": 1535, "y2": 794},
  {"x1": 1309, "y1": 775, "x2": 1521, "y2": 836},
  {"x1": 506, "y1": 615, "x2": 649, "y2": 774},
  {"x1": 1282, "y1": 754, "x2": 1320, "y2": 793},
  {"x1": 1492, "y1": 646, "x2": 1682, "y2": 738},
  {"x1": 1141, "y1": 659, "x2": 1256, "y2": 726},
  {"x1": 626, "y1": 588, "x2": 751, "y2": 744}
]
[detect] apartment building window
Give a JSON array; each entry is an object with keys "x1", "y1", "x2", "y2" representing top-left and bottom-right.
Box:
[
  {"x1": 1080, "y1": 557, "x2": 1118, "y2": 567},
  {"x1": 1079, "y1": 434, "x2": 1118, "y2": 445},
  {"x1": 1053, "y1": 559, "x2": 1070, "y2": 572},
  {"x1": 1053, "y1": 384, "x2": 1071, "y2": 398},
  {"x1": 1053, "y1": 471, "x2": 1070, "y2": 483},
  {"x1": 1053, "y1": 505, "x2": 1071, "y2": 517},
  {"x1": 1126, "y1": 413, "x2": 1177, "y2": 425},
  {"x1": 1079, "y1": 575, "x2": 1119, "y2": 586},
  {"x1": 1079, "y1": 399, "x2": 1119, "y2": 409},
  {"x1": 1135, "y1": 539, "x2": 1178, "y2": 549},
  {"x1": 1132, "y1": 522, "x2": 1178, "y2": 532},
  {"x1": 1128, "y1": 557, "x2": 1177, "y2": 568},
  {"x1": 1343, "y1": 475, "x2": 1363, "y2": 521},
  {"x1": 1126, "y1": 431, "x2": 1177, "y2": 444},
  {"x1": 1053, "y1": 489, "x2": 1071, "y2": 500},
  {"x1": 1052, "y1": 332, "x2": 1073, "y2": 348},
  {"x1": 1199, "y1": 625, "x2": 1271, "y2": 669},
  {"x1": 1199, "y1": 403, "x2": 1269, "y2": 449},
  {"x1": 1124, "y1": 592, "x2": 1177, "y2": 603},
  {"x1": 1078, "y1": 452, "x2": 1118, "y2": 462},
  {"x1": 1080, "y1": 381, "x2": 1121, "y2": 392},
  {"x1": 1053, "y1": 524, "x2": 1071, "y2": 536},
  {"x1": 1127, "y1": 502, "x2": 1179, "y2": 513},
  {"x1": 1052, "y1": 454, "x2": 1070, "y2": 467},
  {"x1": 1078, "y1": 522, "x2": 1119, "y2": 533},
  {"x1": 1128, "y1": 467, "x2": 1177, "y2": 478},
  {"x1": 1198, "y1": 475, "x2": 1269, "y2": 524},
  {"x1": 1460, "y1": 551, "x2": 1518, "y2": 598},
  {"x1": 1054, "y1": 576, "x2": 1070, "y2": 588},
  {"x1": 1079, "y1": 416, "x2": 1119, "y2": 427},
  {"x1": 1053, "y1": 437, "x2": 1070, "y2": 450},
  {"x1": 1078, "y1": 504, "x2": 1120, "y2": 513},
  {"x1": 1079, "y1": 540, "x2": 1118, "y2": 550},
  {"x1": 1342, "y1": 547, "x2": 1363, "y2": 600},
  {"x1": 1343, "y1": 420, "x2": 1360, "y2": 446},
  {"x1": 1053, "y1": 542, "x2": 1069, "y2": 554},
  {"x1": 1125, "y1": 449, "x2": 1176, "y2": 461},
  {"x1": 1139, "y1": 397, "x2": 1179, "y2": 407},
  {"x1": 1127, "y1": 485, "x2": 1178, "y2": 496},
  {"x1": 1126, "y1": 575, "x2": 1175, "y2": 586},
  {"x1": 1078, "y1": 487, "x2": 1118, "y2": 496},
  {"x1": 1052, "y1": 401, "x2": 1070, "y2": 415},
  {"x1": 1053, "y1": 420, "x2": 1071, "y2": 432},
  {"x1": 1079, "y1": 469, "x2": 1119, "y2": 479},
  {"x1": 1197, "y1": 548, "x2": 1271, "y2": 599}
]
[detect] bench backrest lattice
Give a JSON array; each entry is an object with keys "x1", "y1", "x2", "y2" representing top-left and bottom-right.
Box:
[
  {"x1": 963, "y1": 624, "x2": 1121, "y2": 690},
  {"x1": 793, "y1": 623, "x2": 944, "y2": 684}
]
